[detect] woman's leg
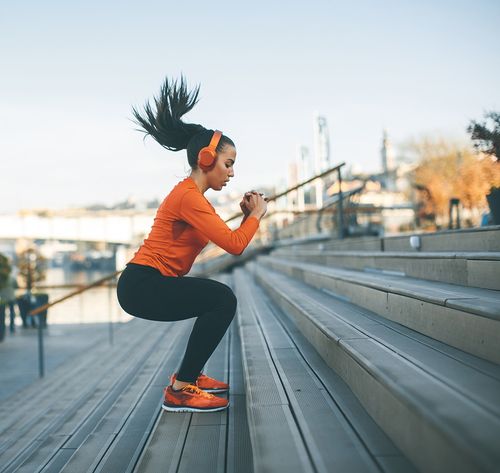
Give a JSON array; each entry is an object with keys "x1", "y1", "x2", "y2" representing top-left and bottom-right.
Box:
[
  {"x1": 176, "y1": 285, "x2": 236, "y2": 382},
  {"x1": 117, "y1": 264, "x2": 237, "y2": 384}
]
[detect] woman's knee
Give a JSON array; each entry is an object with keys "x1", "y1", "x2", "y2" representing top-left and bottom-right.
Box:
[{"x1": 217, "y1": 283, "x2": 237, "y2": 315}]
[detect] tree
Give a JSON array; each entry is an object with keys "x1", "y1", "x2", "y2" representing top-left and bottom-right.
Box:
[
  {"x1": 467, "y1": 111, "x2": 500, "y2": 160},
  {"x1": 408, "y1": 137, "x2": 500, "y2": 225},
  {"x1": 468, "y1": 111, "x2": 500, "y2": 224},
  {"x1": 17, "y1": 248, "x2": 47, "y2": 291}
]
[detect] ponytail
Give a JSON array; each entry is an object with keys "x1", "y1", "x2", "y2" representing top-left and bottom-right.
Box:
[
  {"x1": 132, "y1": 75, "x2": 235, "y2": 168},
  {"x1": 132, "y1": 75, "x2": 204, "y2": 152}
]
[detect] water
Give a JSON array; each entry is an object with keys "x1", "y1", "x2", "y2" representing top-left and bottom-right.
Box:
[{"x1": 31, "y1": 267, "x2": 132, "y2": 325}]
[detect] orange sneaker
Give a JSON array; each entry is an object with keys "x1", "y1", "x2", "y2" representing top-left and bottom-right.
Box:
[
  {"x1": 162, "y1": 384, "x2": 229, "y2": 413},
  {"x1": 170, "y1": 372, "x2": 229, "y2": 393}
]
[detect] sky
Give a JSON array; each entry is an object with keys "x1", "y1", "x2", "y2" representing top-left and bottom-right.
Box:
[{"x1": 1, "y1": 0, "x2": 499, "y2": 213}]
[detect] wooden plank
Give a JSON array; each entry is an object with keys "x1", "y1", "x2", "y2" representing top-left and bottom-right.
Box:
[
  {"x1": 234, "y1": 269, "x2": 315, "y2": 473},
  {"x1": 0, "y1": 321, "x2": 167, "y2": 472},
  {"x1": 55, "y1": 321, "x2": 190, "y2": 472},
  {"x1": 238, "y1": 269, "x2": 397, "y2": 473}
]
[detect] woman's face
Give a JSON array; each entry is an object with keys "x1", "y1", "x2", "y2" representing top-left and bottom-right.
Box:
[{"x1": 207, "y1": 145, "x2": 236, "y2": 191}]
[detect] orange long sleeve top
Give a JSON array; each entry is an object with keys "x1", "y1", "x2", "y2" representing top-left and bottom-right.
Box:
[{"x1": 128, "y1": 176, "x2": 260, "y2": 277}]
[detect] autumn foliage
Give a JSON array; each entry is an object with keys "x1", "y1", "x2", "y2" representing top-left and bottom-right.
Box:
[{"x1": 409, "y1": 139, "x2": 500, "y2": 223}]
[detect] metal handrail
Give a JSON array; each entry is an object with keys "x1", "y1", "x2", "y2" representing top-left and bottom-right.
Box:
[
  {"x1": 28, "y1": 270, "x2": 122, "y2": 317},
  {"x1": 26, "y1": 162, "x2": 346, "y2": 377},
  {"x1": 223, "y1": 162, "x2": 345, "y2": 223},
  {"x1": 193, "y1": 162, "x2": 347, "y2": 262},
  {"x1": 18, "y1": 283, "x2": 118, "y2": 290}
]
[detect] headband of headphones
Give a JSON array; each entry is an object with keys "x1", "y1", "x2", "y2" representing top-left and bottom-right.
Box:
[{"x1": 208, "y1": 130, "x2": 222, "y2": 149}]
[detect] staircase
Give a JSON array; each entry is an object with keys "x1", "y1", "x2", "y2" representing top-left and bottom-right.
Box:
[
  {"x1": 1, "y1": 226, "x2": 498, "y2": 472},
  {"x1": 239, "y1": 225, "x2": 500, "y2": 472}
]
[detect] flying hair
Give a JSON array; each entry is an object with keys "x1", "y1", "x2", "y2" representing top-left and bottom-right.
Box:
[{"x1": 132, "y1": 75, "x2": 205, "y2": 152}]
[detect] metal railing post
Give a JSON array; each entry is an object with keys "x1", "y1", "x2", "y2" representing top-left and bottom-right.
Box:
[
  {"x1": 337, "y1": 167, "x2": 344, "y2": 239},
  {"x1": 316, "y1": 208, "x2": 323, "y2": 233},
  {"x1": 27, "y1": 292, "x2": 45, "y2": 378},
  {"x1": 28, "y1": 270, "x2": 123, "y2": 377},
  {"x1": 37, "y1": 304, "x2": 45, "y2": 378},
  {"x1": 108, "y1": 281, "x2": 114, "y2": 346}
]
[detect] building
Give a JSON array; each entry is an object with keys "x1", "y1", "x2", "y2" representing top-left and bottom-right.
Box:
[
  {"x1": 313, "y1": 113, "x2": 331, "y2": 208},
  {"x1": 380, "y1": 129, "x2": 396, "y2": 191}
]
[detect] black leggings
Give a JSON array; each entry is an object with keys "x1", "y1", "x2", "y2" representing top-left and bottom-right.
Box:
[{"x1": 116, "y1": 263, "x2": 237, "y2": 383}]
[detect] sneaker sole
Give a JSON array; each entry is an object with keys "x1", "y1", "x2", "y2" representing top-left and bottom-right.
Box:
[{"x1": 162, "y1": 402, "x2": 229, "y2": 413}]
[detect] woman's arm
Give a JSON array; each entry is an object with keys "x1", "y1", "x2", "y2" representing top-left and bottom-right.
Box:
[{"x1": 180, "y1": 190, "x2": 260, "y2": 255}]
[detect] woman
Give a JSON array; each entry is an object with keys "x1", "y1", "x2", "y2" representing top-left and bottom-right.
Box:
[{"x1": 117, "y1": 76, "x2": 267, "y2": 413}]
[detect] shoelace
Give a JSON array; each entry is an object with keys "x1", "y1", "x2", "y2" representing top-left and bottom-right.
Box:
[{"x1": 181, "y1": 384, "x2": 214, "y2": 398}]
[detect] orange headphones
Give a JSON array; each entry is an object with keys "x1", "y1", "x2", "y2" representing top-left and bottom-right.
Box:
[{"x1": 197, "y1": 130, "x2": 223, "y2": 171}]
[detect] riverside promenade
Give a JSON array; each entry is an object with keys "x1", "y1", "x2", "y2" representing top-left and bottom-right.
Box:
[
  {"x1": 0, "y1": 323, "x2": 128, "y2": 402},
  {"x1": 0, "y1": 225, "x2": 499, "y2": 473}
]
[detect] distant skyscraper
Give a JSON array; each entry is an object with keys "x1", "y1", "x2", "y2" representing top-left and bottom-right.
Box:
[
  {"x1": 296, "y1": 146, "x2": 311, "y2": 210},
  {"x1": 381, "y1": 129, "x2": 394, "y2": 174},
  {"x1": 381, "y1": 129, "x2": 396, "y2": 190},
  {"x1": 313, "y1": 113, "x2": 331, "y2": 173},
  {"x1": 313, "y1": 113, "x2": 331, "y2": 208},
  {"x1": 287, "y1": 161, "x2": 299, "y2": 209},
  {"x1": 297, "y1": 145, "x2": 312, "y2": 181}
]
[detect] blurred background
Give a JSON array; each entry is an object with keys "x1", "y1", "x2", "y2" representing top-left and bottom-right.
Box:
[{"x1": 0, "y1": 0, "x2": 499, "y2": 332}]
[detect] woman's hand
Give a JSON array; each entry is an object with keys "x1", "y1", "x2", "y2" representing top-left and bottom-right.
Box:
[
  {"x1": 243, "y1": 190, "x2": 268, "y2": 219},
  {"x1": 239, "y1": 197, "x2": 251, "y2": 217}
]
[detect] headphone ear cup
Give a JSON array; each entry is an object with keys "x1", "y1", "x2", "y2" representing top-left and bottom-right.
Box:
[{"x1": 198, "y1": 147, "x2": 216, "y2": 171}]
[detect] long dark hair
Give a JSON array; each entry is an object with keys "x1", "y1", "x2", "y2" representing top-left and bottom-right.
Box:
[{"x1": 132, "y1": 75, "x2": 234, "y2": 168}]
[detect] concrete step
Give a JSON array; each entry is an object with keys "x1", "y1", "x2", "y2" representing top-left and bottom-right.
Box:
[
  {"x1": 381, "y1": 226, "x2": 500, "y2": 252},
  {"x1": 249, "y1": 261, "x2": 500, "y2": 473},
  {"x1": 295, "y1": 236, "x2": 382, "y2": 251},
  {"x1": 270, "y1": 249, "x2": 500, "y2": 290},
  {"x1": 277, "y1": 226, "x2": 500, "y2": 253},
  {"x1": 232, "y1": 268, "x2": 416, "y2": 473},
  {"x1": 257, "y1": 255, "x2": 500, "y2": 364}
]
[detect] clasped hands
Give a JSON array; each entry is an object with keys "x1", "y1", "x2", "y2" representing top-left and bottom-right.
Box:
[{"x1": 239, "y1": 190, "x2": 269, "y2": 217}]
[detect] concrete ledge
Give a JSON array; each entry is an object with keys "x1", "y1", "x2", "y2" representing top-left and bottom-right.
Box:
[
  {"x1": 275, "y1": 225, "x2": 500, "y2": 254},
  {"x1": 258, "y1": 256, "x2": 500, "y2": 364},
  {"x1": 270, "y1": 250, "x2": 500, "y2": 290},
  {"x1": 383, "y1": 226, "x2": 500, "y2": 252},
  {"x1": 251, "y1": 263, "x2": 500, "y2": 473}
]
